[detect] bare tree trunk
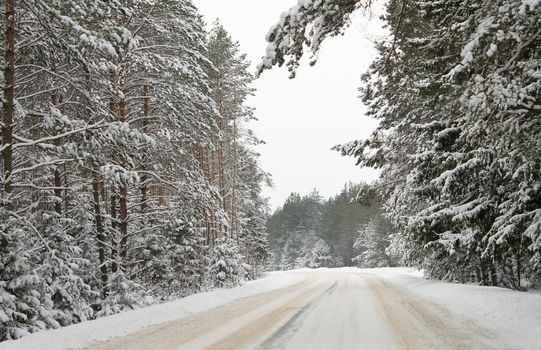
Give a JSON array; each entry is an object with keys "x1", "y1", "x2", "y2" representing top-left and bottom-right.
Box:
[
  {"x1": 63, "y1": 164, "x2": 69, "y2": 213},
  {"x1": 53, "y1": 170, "x2": 62, "y2": 214},
  {"x1": 93, "y1": 173, "x2": 108, "y2": 298},
  {"x1": 2, "y1": 0, "x2": 15, "y2": 209},
  {"x1": 50, "y1": 59, "x2": 63, "y2": 215},
  {"x1": 85, "y1": 68, "x2": 108, "y2": 295},
  {"x1": 140, "y1": 84, "x2": 149, "y2": 213},
  {"x1": 110, "y1": 193, "x2": 119, "y2": 273},
  {"x1": 118, "y1": 65, "x2": 128, "y2": 261},
  {"x1": 119, "y1": 186, "x2": 128, "y2": 260},
  {"x1": 219, "y1": 137, "x2": 225, "y2": 205},
  {"x1": 231, "y1": 117, "x2": 238, "y2": 245},
  {"x1": 490, "y1": 263, "x2": 498, "y2": 287},
  {"x1": 215, "y1": 76, "x2": 226, "y2": 214},
  {"x1": 516, "y1": 250, "x2": 522, "y2": 290},
  {"x1": 478, "y1": 255, "x2": 488, "y2": 286},
  {"x1": 107, "y1": 69, "x2": 119, "y2": 274},
  {"x1": 206, "y1": 212, "x2": 211, "y2": 246}
]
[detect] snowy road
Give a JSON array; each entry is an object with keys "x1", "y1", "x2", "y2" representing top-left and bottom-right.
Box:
[{"x1": 83, "y1": 270, "x2": 520, "y2": 350}]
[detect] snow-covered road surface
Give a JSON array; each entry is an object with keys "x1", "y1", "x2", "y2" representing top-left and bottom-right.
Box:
[
  {"x1": 83, "y1": 269, "x2": 538, "y2": 350},
  {"x1": 4, "y1": 268, "x2": 540, "y2": 350}
]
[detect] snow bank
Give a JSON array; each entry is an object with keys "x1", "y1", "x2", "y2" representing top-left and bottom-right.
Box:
[
  {"x1": 1, "y1": 272, "x2": 303, "y2": 350},
  {"x1": 362, "y1": 267, "x2": 541, "y2": 349}
]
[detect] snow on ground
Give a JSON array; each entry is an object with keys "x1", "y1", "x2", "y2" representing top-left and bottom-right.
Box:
[
  {"x1": 0, "y1": 271, "x2": 303, "y2": 350},
  {"x1": 2, "y1": 267, "x2": 541, "y2": 350},
  {"x1": 359, "y1": 267, "x2": 541, "y2": 349}
]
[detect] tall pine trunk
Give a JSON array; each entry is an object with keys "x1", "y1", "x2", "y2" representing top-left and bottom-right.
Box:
[
  {"x1": 215, "y1": 76, "x2": 226, "y2": 240},
  {"x1": 93, "y1": 173, "x2": 108, "y2": 298},
  {"x1": 63, "y1": 164, "x2": 69, "y2": 213},
  {"x1": 118, "y1": 65, "x2": 128, "y2": 261},
  {"x1": 2, "y1": 0, "x2": 15, "y2": 209},
  {"x1": 119, "y1": 186, "x2": 128, "y2": 260},
  {"x1": 51, "y1": 64, "x2": 62, "y2": 215},
  {"x1": 87, "y1": 67, "x2": 108, "y2": 297},
  {"x1": 53, "y1": 169, "x2": 62, "y2": 214},
  {"x1": 140, "y1": 84, "x2": 149, "y2": 213},
  {"x1": 110, "y1": 194, "x2": 119, "y2": 274},
  {"x1": 109, "y1": 69, "x2": 119, "y2": 274},
  {"x1": 231, "y1": 117, "x2": 238, "y2": 245}
]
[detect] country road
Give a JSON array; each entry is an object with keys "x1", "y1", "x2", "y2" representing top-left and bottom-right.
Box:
[{"x1": 84, "y1": 270, "x2": 511, "y2": 350}]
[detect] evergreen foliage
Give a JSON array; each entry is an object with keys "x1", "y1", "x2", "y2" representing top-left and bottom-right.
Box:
[
  {"x1": 267, "y1": 184, "x2": 394, "y2": 270},
  {"x1": 0, "y1": 1, "x2": 269, "y2": 340},
  {"x1": 262, "y1": 0, "x2": 541, "y2": 289}
]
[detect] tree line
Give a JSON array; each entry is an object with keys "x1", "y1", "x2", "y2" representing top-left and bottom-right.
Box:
[
  {"x1": 267, "y1": 183, "x2": 394, "y2": 270},
  {"x1": 1, "y1": 0, "x2": 268, "y2": 341},
  {"x1": 259, "y1": 0, "x2": 540, "y2": 290}
]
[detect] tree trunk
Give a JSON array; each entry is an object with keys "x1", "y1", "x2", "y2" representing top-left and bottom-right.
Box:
[
  {"x1": 119, "y1": 186, "x2": 128, "y2": 260},
  {"x1": 110, "y1": 194, "x2": 119, "y2": 274},
  {"x1": 51, "y1": 62, "x2": 62, "y2": 215},
  {"x1": 2, "y1": 0, "x2": 15, "y2": 208},
  {"x1": 108, "y1": 69, "x2": 119, "y2": 274},
  {"x1": 63, "y1": 164, "x2": 69, "y2": 213},
  {"x1": 93, "y1": 173, "x2": 108, "y2": 298},
  {"x1": 478, "y1": 257, "x2": 488, "y2": 286},
  {"x1": 140, "y1": 84, "x2": 149, "y2": 213},
  {"x1": 231, "y1": 118, "x2": 238, "y2": 245},
  {"x1": 490, "y1": 263, "x2": 498, "y2": 287},
  {"x1": 118, "y1": 65, "x2": 128, "y2": 262},
  {"x1": 516, "y1": 252, "x2": 522, "y2": 290},
  {"x1": 215, "y1": 75, "x2": 227, "y2": 217},
  {"x1": 53, "y1": 169, "x2": 62, "y2": 215}
]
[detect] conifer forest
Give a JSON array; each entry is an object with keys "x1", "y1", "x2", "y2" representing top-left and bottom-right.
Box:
[
  {"x1": 1, "y1": 0, "x2": 540, "y2": 347},
  {"x1": 259, "y1": 0, "x2": 541, "y2": 290},
  {"x1": 0, "y1": 0, "x2": 269, "y2": 340}
]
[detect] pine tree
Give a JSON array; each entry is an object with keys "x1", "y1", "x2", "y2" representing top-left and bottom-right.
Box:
[
  {"x1": 310, "y1": 239, "x2": 333, "y2": 268},
  {"x1": 0, "y1": 0, "x2": 271, "y2": 341},
  {"x1": 262, "y1": 0, "x2": 540, "y2": 289},
  {"x1": 208, "y1": 235, "x2": 246, "y2": 288}
]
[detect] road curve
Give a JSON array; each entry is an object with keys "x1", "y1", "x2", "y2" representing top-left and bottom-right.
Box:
[{"x1": 84, "y1": 270, "x2": 508, "y2": 350}]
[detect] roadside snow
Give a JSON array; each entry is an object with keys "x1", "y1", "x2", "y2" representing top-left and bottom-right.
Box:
[
  {"x1": 361, "y1": 267, "x2": 541, "y2": 349},
  {"x1": 1, "y1": 272, "x2": 303, "y2": 350}
]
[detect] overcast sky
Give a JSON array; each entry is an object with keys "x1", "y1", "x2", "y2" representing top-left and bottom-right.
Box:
[{"x1": 193, "y1": 0, "x2": 386, "y2": 209}]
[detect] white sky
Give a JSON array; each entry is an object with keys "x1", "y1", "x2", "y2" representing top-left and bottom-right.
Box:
[{"x1": 193, "y1": 0, "x2": 385, "y2": 209}]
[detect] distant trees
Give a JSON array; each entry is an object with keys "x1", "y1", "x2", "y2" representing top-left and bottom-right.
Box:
[
  {"x1": 267, "y1": 184, "x2": 394, "y2": 270},
  {"x1": 1, "y1": 1, "x2": 269, "y2": 341},
  {"x1": 310, "y1": 239, "x2": 333, "y2": 268},
  {"x1": 261, "y1": 0, "x2": 541, "y2": 289},
  {"x1": 267, "y1": 190, "x2": 322, "y2": 269},
  {"x1": 321, "y1": 184, "x2": 367, "y2": 266}
]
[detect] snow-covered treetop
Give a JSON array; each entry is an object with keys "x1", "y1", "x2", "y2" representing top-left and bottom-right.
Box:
[{"x1": 256, "y1": 0, "x2": 371, "y2": 78}]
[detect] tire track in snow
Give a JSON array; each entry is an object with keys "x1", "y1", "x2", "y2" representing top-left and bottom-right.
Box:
[
  {"x1": 254, "y1": 280, "x2": 339, "y2": 350},
  {"x1": 84, "y1": 280, "x2": 306, "y2": 350},
  {"x1": 360, "y1": 273, "x2": 511, "y2": 350},
  {"x1": 85, "y1": 274, "x2": 325, "y2": 350},
  {"x1": 201, "y1": 280, "x2": 338, "y2": 350},
  {"x1": 254, "y1": 271, "x2": 397, "y2": 350},
  {"x1": 85, "y1": 270, "x2": 519, "y2": 350}
]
